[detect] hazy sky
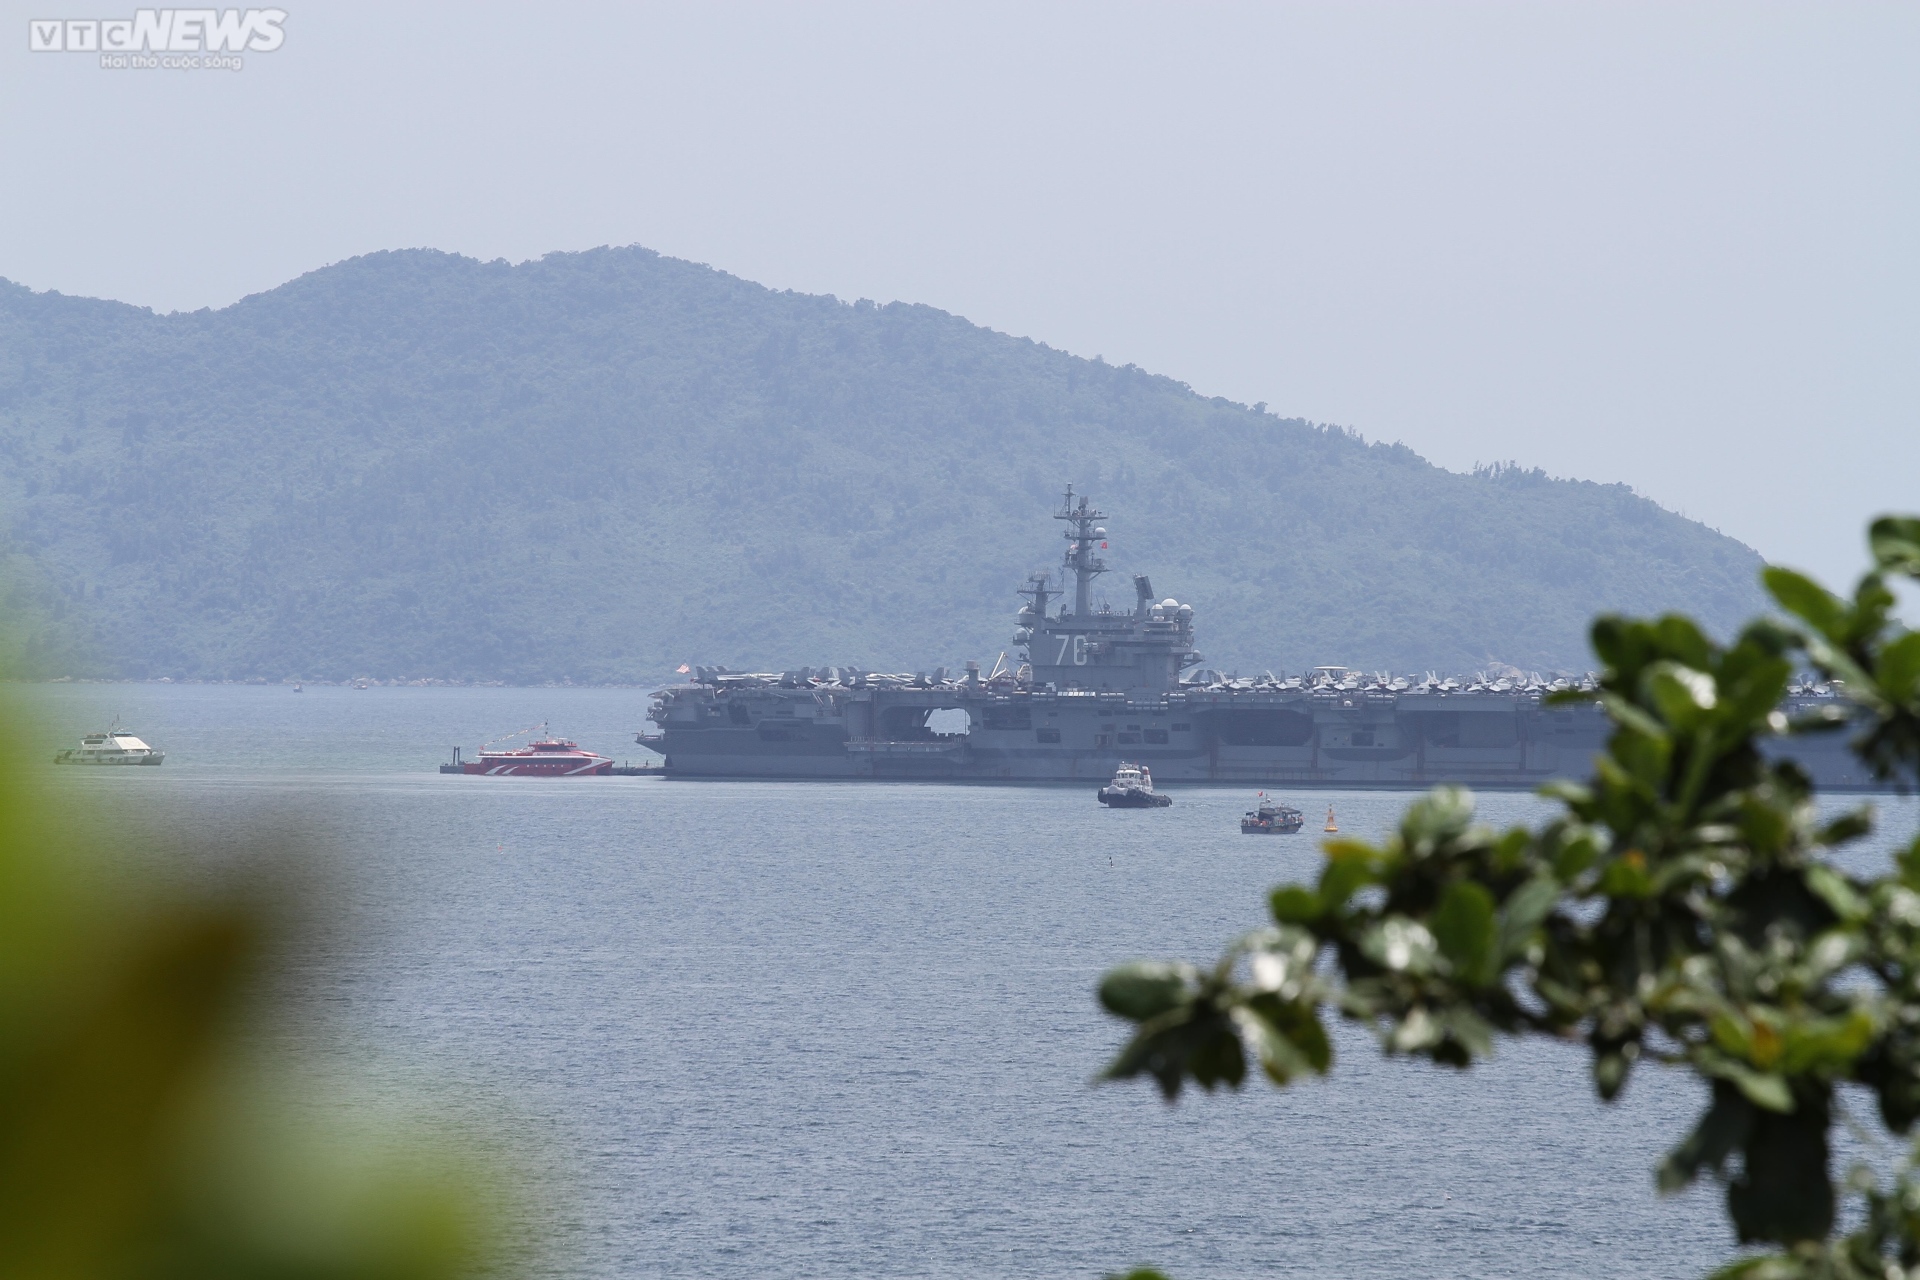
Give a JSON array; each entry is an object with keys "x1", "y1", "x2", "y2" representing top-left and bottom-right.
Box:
[{"x1": 3, "y1": 2, "x2": 1914, "y2": 589}]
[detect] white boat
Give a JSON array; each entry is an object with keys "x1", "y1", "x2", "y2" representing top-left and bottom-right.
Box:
[
  {"x1": 1097, "y1": 762, "x2": 1172, "y2": 808},
  {"x1": 53, "y1": 726, "x2": 165, "y2": 766}
]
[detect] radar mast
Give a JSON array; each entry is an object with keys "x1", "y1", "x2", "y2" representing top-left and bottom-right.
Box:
[{"x1": 1055, "y1": 485, "x2": 1108, "y2": 618}]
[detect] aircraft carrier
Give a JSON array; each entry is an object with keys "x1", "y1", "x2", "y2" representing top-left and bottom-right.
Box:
[{"x1": 639, "y1": 489, "x2": 1875, "y2": 789}]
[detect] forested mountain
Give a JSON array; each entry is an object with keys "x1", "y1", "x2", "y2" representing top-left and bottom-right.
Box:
[{"x1": 0, "y1": 247, "x2": 1763, "y2": 682}]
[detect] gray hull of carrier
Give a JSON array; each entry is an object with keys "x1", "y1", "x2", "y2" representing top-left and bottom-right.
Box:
[{"x1": 641, "y1": 490, "x2": 1879, "y2": 791}]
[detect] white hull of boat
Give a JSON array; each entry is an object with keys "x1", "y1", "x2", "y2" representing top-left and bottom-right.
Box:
[{"x1": 54, "y1": 752, "x2": 165, "y2": 765}]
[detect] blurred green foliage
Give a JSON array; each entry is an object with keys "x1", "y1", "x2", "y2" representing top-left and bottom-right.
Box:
[
  {"x1": 0, "y1": 249, "x2": 1762, "y2": 682},
  {"x1": 0, "y1": 695, "x2": 493, "y2": 1280},
  {"x1": 1098, "y1": 517, "x2": 1920, "y2": 1279}
]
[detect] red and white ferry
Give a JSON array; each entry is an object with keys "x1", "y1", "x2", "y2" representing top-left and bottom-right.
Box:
[{"x1": 453, "y1": 725, "x2": 613, "y2": 776}]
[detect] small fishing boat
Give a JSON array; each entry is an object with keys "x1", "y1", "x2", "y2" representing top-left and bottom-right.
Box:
[
  {"x1": 1097, "y1": 762, "x2": 1172, "y2": 808},
  {"x1": 1240, "y1": 794, "x2": 1304, "y2": 834}
]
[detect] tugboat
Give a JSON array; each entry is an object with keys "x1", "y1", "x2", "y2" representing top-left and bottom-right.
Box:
[
  {"x1": 1097, "y1": 762, "x2": 1172, "y2": 808},
  {"x1": 54, "y1": 724, "x2": 165, "y2": 766},
  {"x1": 452, "y1": 723, "x2": 613, "y2": 776},
  {"x1": 1240, "y1": 793, "x2": 1304, "y2": 834}
]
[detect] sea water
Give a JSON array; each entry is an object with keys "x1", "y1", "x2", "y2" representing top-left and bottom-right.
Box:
[{"x1": 26, "y1": 684, "x2": 1920, "y2": 1280}]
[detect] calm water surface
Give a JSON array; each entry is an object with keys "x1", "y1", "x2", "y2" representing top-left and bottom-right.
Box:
[{"x1": 29, "y1": 685, "x2": 1920, "y2": 1279}]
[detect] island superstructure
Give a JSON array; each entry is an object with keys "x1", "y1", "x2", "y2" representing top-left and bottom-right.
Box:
[{"x1": 640, "y1": 489, "x2": 1874, "y2": 789}]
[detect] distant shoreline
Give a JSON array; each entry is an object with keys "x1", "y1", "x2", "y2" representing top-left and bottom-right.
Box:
[{"x1": 7, "y1": 678, "x2": 670, "y2": 689}]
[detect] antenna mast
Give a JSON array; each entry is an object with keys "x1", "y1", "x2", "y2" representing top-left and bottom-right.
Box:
[{"x1": 1054, "y1": 484, "x2": 1108, "y2": 617}]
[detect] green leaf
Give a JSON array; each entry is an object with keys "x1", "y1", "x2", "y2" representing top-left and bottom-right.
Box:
[
  {"x1": 1643, "y1": 661, "x2": 1718, "y2": 730},
  {"x1": 1870, "y1": 515, "x2": 1920, "y2": 577},
  {"x1": 1387, "y1": 1004, "x2": 1443, "y2": 1054},
  {"x1": 1550, "y1": 827, "x2": 1603, "y2": 880},
  {"x1": 1708, "y1": 1061, "x2": 1795, "y2": 1113},
  {"x1": 1244, "y1": 929, "x2": 1318, "y2": 999},
  {"x1": 1737, "y1": 618, "x2": 1800, "y2": 656},
  {"x1": 1489, "y1": 827, "x2": 1532, "y2": 874},
  {"x1": 1598, "y1": 692, "x2": 1670, "y2": 744},
  {"x1": 1874, "y1": 881, "x2": 1920, "y2": 928},
  {"x1": 1101, "y1": 1025, "x2": 1177, "y2": 1084},
  {"x1": 1853, "y1": 573, "x2": 1897, "y2": 639},
  {"x1": 1804, "y1": 864, "x2": 1868, "y2": 923},
  {"x1": 1233, "y1": 1001, "x2": 1333, "y2": 1086},
  {"x1": 1431, "y1": 880, "x2": 1498, "y2": 986},
  {"x1": 1101, "y1": 1001, "x2": 1244, "y2": 1098},
  {"x1": 1268, "y1": 884, "x2": 1320, "y2": 925},
  {"x1": 1594, "y1": 1049, "x2": 1632, "y2": 1100},
  {"x1": 1878, "y1": 630, "x2": 1920, "y2": 705},
  {"x1": 1726, "y1": 1098, "x2": 1834, "y2": 1244},
  {"x1": 1654, "y1": 614, "x2": 1715, "y2": 669},
  {"x1": 1098, "y1": 962, "x2": 1194, "y2": 1023},
  {"x1": 1605, "y1": 718, "x2": 1674, "y2": 789},
  {"x1": 1778, "y1": 1008, "x2": 1876, "y2": 1075},
  {"x1": 1704, "y1": 1257, "x2": 1804, "y2": 1280},
  {"x1": 1588, "y1": 614, "x2": 1640, "y2": 675},
  {"x1": 1267, "y1": 998, "x2": 1333, "y2": 1073},
  {"x1": 1536, "y1": 779, "x2": 1591, "y2": 806},
  {"x1": 1317, "y1": 843, "x2": 1381, "y2": 914},
  {"x1": 1659, "y1": 1081, "x2": 1752, "y2": 1192},
  {"x1": 1360, "y1": 917, "x2": 1439, "y2": 975},
  {"x1": 1438, "y1": 1005, "x2": 1496, "y2": 1060},
  {"x1": 1763, "y1": 566, "x2": 1850, "y2": 642},
  {"x1": 1232, "y1": 1006, "x2": 1310, "y2": 1085},
  {"x1": 1650, "y1": 851, "x2": 1722, "y2": 895},
  {"x1": 1496, "y1": 875, "x2": 1560, "y2": 961},
  {"x1": 1814, "y1": 807, "x2": 1873, "y2": 848},
  {"x1": 1800, "y1": 632, "x2": 1875, "y2": 694},
  {"x1": 1600, "y1": 850, "x2": 1655, "y2": 898},
  {"x1": 1399, "y1": 787, "x2": 1475, "y2": 852},
  {"x1": 1718, "y1": 654, "x2": 1793, "y2": 732},
  {"x1": 1898, "y1": 835, "x2": 1920, "y2": 891},
  {"x1": 1185, "y1": 1017, "x2": 1249, "y2": 1091}
]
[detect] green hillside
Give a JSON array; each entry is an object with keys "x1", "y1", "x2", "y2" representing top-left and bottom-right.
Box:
[{"x1": 0, "y1": 247, "x2": 1764, "y2": 683}]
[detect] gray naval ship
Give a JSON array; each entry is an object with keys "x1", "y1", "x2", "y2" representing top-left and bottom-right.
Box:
[{"x1": 640, "y1": 489, "x2": 1875, "y2": 789}]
